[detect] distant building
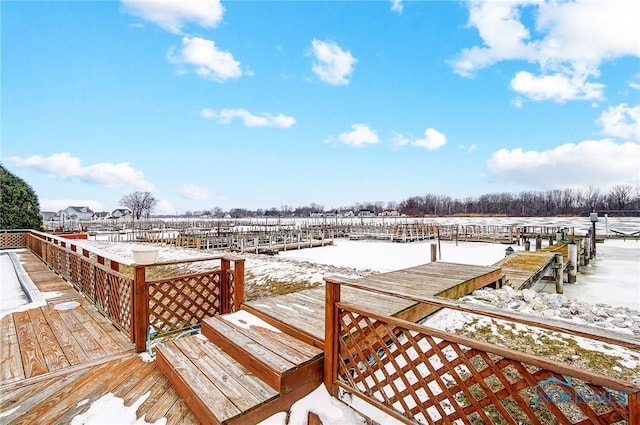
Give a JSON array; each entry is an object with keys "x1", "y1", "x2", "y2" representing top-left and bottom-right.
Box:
[
  {"x1": 41, "y1": 211, "x2": 57, "y2": 222},
  {"x1": 109, "y1": 208, "x2": 133, "y2": 222},
  {"x1": 357, "y1": 209, "x2": 376, "y2": 217},
  {"x1": 339, "y1": 210, "x2": 355, "y2": 217},
  {"x1": 61, "y1": 206, "x2": 94, "y2": 221},
  {"x1": 92, "y1": 211, "x2": 109, "y2": 221},
  {"x1": 379, "y1": 209, "x2": 400, "y2": 217}
]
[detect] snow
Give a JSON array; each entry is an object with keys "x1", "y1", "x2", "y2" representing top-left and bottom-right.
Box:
[
  {"x1": 258, "y1": 384, "x2": 366, "y2": 425},
  {"x1": 223, "y1": 309, "x2": 281, "y2": 332},
  {"x1": 0, "y1": 252, "x2": 47, "y2": 320},
  {"x1": 279, "y1": 239, "x2": 523, "y2": 271},
  {"x1": 70, "y1": 392, "x2": 166, "y2": 425}
]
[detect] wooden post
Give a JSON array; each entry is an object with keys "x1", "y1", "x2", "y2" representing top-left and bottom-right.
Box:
[
  {"x1": 591, "y1": 219, "x2": 597, "y2": 257},
  {"x1": 629, "y1": 392, "x2": 639, "y2": 425},
  {"x1": 430, "y1": 243, "x2": 437, "y2": 263},
  {"x1": 233, "y1": 258, "x2": 245, "y2": 312},
  {"x1": 437, "y1": 227, "x2": 442, "y2": 260},
  {"x1": 584, "y1": 232, "x2": 591, "y2": 264},
  {"x1": 524, "y1": 240, "x2": 531, "y2": 251},
  {"x1": 555, "y1": 253, "x2": 564, "y2": 294},
  {"x1": 535, "y1": 234, "x2": 542, "y2": 250},
  {"x1": 324, "y1": 278, "x2": 341, "y2": 397},
  {"x1": 133, "y1": 265, "x2": 148, "y2": 353},
  {"x1": 568, "y1": 240, "x2": 577, "y2": 283},
  {"x1": 220, "y1": 258, "x2": 230, "y2": 314}
]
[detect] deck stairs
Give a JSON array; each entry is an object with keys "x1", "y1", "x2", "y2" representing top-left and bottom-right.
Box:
[{"x1": 155, "y1": 313, "x2": 324, "y2": 425}]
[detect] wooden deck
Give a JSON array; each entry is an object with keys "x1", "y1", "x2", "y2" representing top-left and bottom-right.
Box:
[
  {"x1": 0, "y1": 249, "x2": 200, "y2": 424},
  {"x1": 492, "y1": 251, "x2": 556, "y2": 289},
  {"x1": 244, "y1": 261, "x2": 503, "y2": 345}
]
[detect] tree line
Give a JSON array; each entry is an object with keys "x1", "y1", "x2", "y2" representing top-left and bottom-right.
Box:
[{"x1": 186, "y1": 184, "x2": 640, "y2": 218}]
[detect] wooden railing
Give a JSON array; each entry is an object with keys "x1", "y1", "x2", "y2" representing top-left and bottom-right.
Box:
[
  {"x1": 324, "y1": 277, "x2": 640, "y2": 424},
  {"x1": 1, "y1": 229, "x2": 27, "y2": 249},
  {"x1": 18, "y1": 230, "x2": 244, "y2": 353}
]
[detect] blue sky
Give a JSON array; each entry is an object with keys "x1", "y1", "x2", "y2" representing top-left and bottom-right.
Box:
[{"x1": 2, "y1": 0, "x2": 639, "y2": 215}]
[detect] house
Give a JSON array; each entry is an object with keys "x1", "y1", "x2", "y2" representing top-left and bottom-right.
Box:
[
  {"x1": 60, "y1": 206, "x2": 94, "y2": 222},
  {"x1": 92, "y1": 212, "x2": 109, "y2": 221},
  {"x1": 357, "y1": 209, "x2": 376, "y2": 217},
  {"x1": 339, "y1": 210, "x2": 354, "y2": 217},
  {"x1": 41, "y1": 211, "x2": 57, "y2": 222},
  {"x1": 110, "y1": 208, "x2": 133, "y2": 221},
  {"x1": 379, "y1": 209, "x2": 400, "y2": 217}
]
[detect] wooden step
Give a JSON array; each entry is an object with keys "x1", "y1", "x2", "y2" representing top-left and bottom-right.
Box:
[
  {"x1": 156, "y1": 335, "x2": 279, "y2": 425},
  {"x1": 201, "y1": 314, "x2": 324, "y2": 394}
]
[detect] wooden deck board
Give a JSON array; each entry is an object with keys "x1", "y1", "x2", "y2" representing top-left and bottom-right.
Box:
[
  {"x1": 13, "y1": 310, "x2": 49, "y2": 379},
  {"x1": 245, "y1": 262, "x2": 503, "y2": 342},
  {"x1": 1, "y1": 354, "x2": 200, "y2": 425}
]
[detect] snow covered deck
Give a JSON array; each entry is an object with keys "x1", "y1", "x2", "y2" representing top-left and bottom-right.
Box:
[
  {"x1": 0, "y1": 249, "x2": 200, "y2": 423},
  {"x1": 243, "y1": 261, "x2": 503, "y2": 345}
]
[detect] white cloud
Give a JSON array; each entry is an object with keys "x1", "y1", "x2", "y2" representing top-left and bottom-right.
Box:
[
  {"x1": 390, "y1": 0, "x2": 403, "y2": 13},
  {"x1": 390, "y1": 132, "x2": 410, "y2": 148},
  {"x1": 40, "y1": 199, "x2": 105, "y2": 213},
  {"x1": 389, "y1": 128, "x2": 448, "y2": 151},
  {"x1": 487, "y1": 139, "x2": 640, "y2": 188},
  {"x1": 169, "y1": 36, "x2": 242, "y2": 82},
  {"x1": 121, "y1": 0, "x2": 224, "y2": 34},
  {"x1": 328, "y1": 124, "x2": 379, "y2": 147},
  {"x1": 155, "y1": 199, "x2": 176, "y2": 215},
  {"x1": 597, "y1": 104, "x2": 640, "y2": 140},
  {"x1": 629, "y1": 74, "x2": 640, "y2": 90},
  {"x1": 310, "y1": 39, "x2": 358, "y2": 86},
  {"x1": 179, "y1": 184, "x2": 212, "y2": 201},
  {"x1": 412, "y1": 128, "x2": 447, "y2": 150},
  {"x1": 510, "y1": 71, "x2": 604, "y2": 102},
  {"x1": 453, "y1": 0, "x2": 640, "y2": 102},
  {"x1": 6, "y1": 153, "x2": 155, "y2": 191},
  {"x1": 201, "y1": 108, "x2": 295, "y2": 128}
]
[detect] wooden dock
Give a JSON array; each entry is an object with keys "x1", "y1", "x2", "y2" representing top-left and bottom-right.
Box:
[{"x1": 244, "y1": 261, "x2": 503, "y2": 345}]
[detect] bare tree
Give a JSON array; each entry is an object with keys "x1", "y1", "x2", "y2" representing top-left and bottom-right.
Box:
[
  {"x1": 608, "y1": 184, "x2": 633, "y2": 210},
  {"x1": 120, "y1": 191, "x2": 158, "y2": 220}
]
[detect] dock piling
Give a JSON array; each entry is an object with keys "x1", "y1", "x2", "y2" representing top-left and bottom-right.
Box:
[
  {"x1": 568, "y1": 240, "x2": 578, "y2": 283},
  {"x1": 554, "y1": 253, "x2": 564, "y2": 294}
]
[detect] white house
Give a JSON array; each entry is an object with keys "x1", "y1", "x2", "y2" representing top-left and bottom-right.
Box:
[
  {"x1": 60, "y1": 206, "x2": 94, "y2": 221},
  {"x1": 109, "y1": 208, "x2": 133, "y2": 222}
]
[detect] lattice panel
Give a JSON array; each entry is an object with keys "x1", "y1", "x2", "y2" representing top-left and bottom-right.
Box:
[
  {"x1": 1, "y1": 232, "x2": 26, "y2": 249},
  {"x1": 227, "y1": 270, "x2": 236, "y2": 311},
  {"x1": 148, "y1": 271, "x2": 222, "y2": 333},
  {"x1": 336, "y1": 308, "x2": 631, "y2": 425},
  {"x1": 68, "y1": 254, "x2": 81, "y2": 291}
]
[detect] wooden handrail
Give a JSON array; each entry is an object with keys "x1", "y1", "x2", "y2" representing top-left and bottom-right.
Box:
[
  {"x1": 23, "y1": 230, "x2": 247, "y2": 353},
  {"x1": 324, "y1": 275, "x2": 640, "y2": 351}
]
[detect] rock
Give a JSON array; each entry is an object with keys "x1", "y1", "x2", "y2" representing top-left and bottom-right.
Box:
[
  {"x1": 569, "y1": 303, "x2": 591, "y2": 316},
  {"x1": 541, "y1": 309, "x2": 557, "y2": 318},
  {"x1": 595, "y1": 321, "x2": 614, "y2": 329},
  {"x1": 508, "y1": 301, "x2": 522, "y2": 310},
  {"x1": 581, "y1": 314, "x2": 596, "y2": 323},
  {"x1": 612, "y1": 321, "x2": 630, "y2": 328},
  {"x1": 532, "y1": 301, "x2": 548, "y2": 312},
  {"x1": 592, "y1": 308, "x2": 610, "y2": 318},
  {"x1": 472, "y1": 291, "x2": 497, "y2": 303},
  {"x1": 522, "y1": 289, "x2": 537, "y2": 302},
  {"x1": 547, "y1": 294, "x2": 568, "y2": 309},
  {"x1": 558, "y1": 308, "x2": 572, "y2": 319}
]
